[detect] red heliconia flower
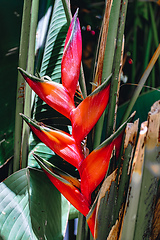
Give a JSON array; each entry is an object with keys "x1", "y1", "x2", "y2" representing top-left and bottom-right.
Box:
[
  {"x1": 19, "y1": 6, "x2": 135, "y2": 236},
  {"x1": 71, "y1": 77, "x2": 111, "y2": 146},
  {"x1": 19, "y1": 10, "x2": 111, "y2": 146},
  {"x1": 61, "y1": 9, "x2": 82, "y2": 100},
  {"x1": 33, "y1": 154, "x2": 90, "y2": 217},
  {"x1": 18, "y1": 68, "x2": 75, "y2": 120},
  {"x1": 20, "y1": 114, "x2": 84, "y2": 169}
]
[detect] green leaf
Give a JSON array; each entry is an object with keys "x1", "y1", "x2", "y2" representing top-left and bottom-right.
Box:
[
  {"x1": 93, "y1": 0, "x2": 121, "y2": 148},
  {"x1": 120, "y1": 44, "x2": 160, "y2": 124},
  {"x1": 40, "y1": 0, "x2": 68, "y2": 81},
  {"x1": 117, "y1": 89, "x2": 160, "y2": 127},
  {"x1": 0, "y1": 167, "x2": 69, "y2": 240}
]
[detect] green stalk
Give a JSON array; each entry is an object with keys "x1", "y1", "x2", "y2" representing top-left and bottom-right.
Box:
[
  {"x1": 121, "y1": 44, "x2": 160, "y2": 124},
  {"x1": 151, "y1": 61, "x2": 155, "y2": 88},
  {"x1": 93, "y1": 0, "x2": 121, "y2": 148},
  {"x1": 13, "y1": 0, "x2": 32, "y2": 172},
  {"x1": 102, "y1": 0, "x2": 121, "y2": 81},
  {"x1": 61, "y1": 0, "x2": 87, "y2": 98},
  {"x1": 21, "y1": 0, "x2": 39, "y2": 169},
  {"x1": 61, "y1": 0, "x2": 72, "y2": 23},
  {"x1": 106, "y1": 0, "x2": 129, "y2": 138},
  {"x1": 76, "y1": 213, "x2": 89, "y2": 240}
]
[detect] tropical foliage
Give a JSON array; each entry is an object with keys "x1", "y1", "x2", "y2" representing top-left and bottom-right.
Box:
[{"x1": 0, "y1": 0, "x2": 160, "y2": 239}]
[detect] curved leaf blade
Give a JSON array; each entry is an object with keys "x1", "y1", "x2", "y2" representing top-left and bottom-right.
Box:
[
  {"x1": 40, "y1": 0, "x2": 68, "y2": 81},
  {"x1": 0, "y1": 167, "x2": 69, "y2": 240}
]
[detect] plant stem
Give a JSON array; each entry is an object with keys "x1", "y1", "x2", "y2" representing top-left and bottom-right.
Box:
[
  {"x1": 13, "y1": 0, "x2": 32, "y2": 172},
  {"x1": 93, "y1": 0, "x2": 121, "y2": 149},
  {"x1": 21, "y1": 0, "x2": 39, "y2": 169},
  {"x1": 61, "y1": 0, "x2": 72, "y2": 23},
  {"x1": 106, "y1": 0, "x2": 129, "y2": 138},
  {"x1": 76, "y1": 213, "x2": 89, "y2": 240}
]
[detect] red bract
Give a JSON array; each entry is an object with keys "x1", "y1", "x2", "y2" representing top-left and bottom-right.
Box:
[
  {"x1": 86, "y1": 200, "x2": 98, "y2": 238},
  {"x1": 80, "y1": 132, "x2": 123, "y2": 203},
  {"x1": 18, "y1": 68, "x2": 75, "y2": 120},
  {"x1": 71, "y1": 78, "x2": 111, "y2": 146},
  {"x1": 34, "y1": 154, "x2": 90, "y2": 217},
  {"x1": 20, "y1": 114, "x2": 84, "y2": 169},
  {"x1": 61, "y1": 9, "x2": 82, "y2": 100}
]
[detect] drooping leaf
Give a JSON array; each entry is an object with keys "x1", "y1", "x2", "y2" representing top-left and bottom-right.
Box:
[
  {"x1": 0, "y1": 167, "x2": 69, "y2": 240},
  {"x1": 61, "y1": 9, "x2": 82, "y2": 100}
]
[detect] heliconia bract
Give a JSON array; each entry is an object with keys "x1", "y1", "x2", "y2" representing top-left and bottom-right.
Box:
[
  {"x1": 33, "y1": 154, "x2": 90, "y2": 217},
  {"x1": 18, "y1": 67, "x2": 75, "y2": 120},
  {"x1": 71, "y1": 77, "x2": 111, "y2": 146},
  {"x1": 61, "y1": 9, "x2": 82, "y2": 100},
  {"x1": 80, "y1": 132, "x2": 123, "y2": 203},
  {"x1": 20, "y1": 114, "x2": 84, "y2": 169}
]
